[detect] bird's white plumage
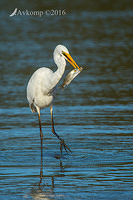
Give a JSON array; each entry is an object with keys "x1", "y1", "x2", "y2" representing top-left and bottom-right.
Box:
[
  {"x1": 27, "y1": 45, "x2": 69, "y2": 113},
  {"x1": 26, "y1": 44, "x2": 80, "y2": 153}
]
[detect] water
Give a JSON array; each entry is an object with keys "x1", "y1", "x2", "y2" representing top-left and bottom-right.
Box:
[{"x1": 0, "y1": 1, "x2": 133, "y2": 199}]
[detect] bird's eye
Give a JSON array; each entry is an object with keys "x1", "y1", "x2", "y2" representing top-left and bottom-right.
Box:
[
  {"x1": 62, "y1": 51, "x2": 65, "y2": 56},
  {"x1": 62, "y1": 52, "x2": 71, "y2": 61}
]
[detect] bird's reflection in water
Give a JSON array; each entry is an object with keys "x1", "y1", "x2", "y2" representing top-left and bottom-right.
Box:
[{"x1": 31, "y1": 151, "x2": 66, "y2": 200}]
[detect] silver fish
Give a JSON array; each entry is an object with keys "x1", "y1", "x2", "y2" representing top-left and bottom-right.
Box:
[{"x1": 61, "y1": 67, "x2": 83, "y2": 88}]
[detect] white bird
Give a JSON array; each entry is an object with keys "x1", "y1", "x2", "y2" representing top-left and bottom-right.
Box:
[{"x1": 27, "y1": 44, "x2": 81, "y2": 155}]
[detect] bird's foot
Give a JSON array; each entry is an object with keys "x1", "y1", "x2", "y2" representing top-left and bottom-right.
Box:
[{"x1": 60, "y1": 139, "x2": 72, "y2": 154}]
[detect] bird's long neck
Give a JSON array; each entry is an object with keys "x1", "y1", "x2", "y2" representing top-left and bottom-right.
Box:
[{"x1": 51, "y1": 55, "x2": 66, "y2": 88}]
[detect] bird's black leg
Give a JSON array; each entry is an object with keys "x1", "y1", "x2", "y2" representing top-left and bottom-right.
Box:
[
  {"x1": 36, "y1": 108, "x2": 43, "y2": 189},
  {"x1": 50, "y1": 105, "x2": 72, "y2": 154},
  {"x1": 37, "y1": 107, "x2": 43, "y2": 159}
]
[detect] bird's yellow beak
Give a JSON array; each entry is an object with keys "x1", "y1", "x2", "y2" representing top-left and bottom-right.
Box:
[{"x1": 62, "y1": 51, "x2": 81, "y2": 71}]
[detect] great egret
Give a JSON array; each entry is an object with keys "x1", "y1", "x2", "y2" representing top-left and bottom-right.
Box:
[{"x1": 27, "y1": 44, "x2": 81, "y2": 155}]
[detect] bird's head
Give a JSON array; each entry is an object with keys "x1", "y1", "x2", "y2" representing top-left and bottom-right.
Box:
[{"x1": 54, "y1": 44, "x2": 81, "y2": 70}]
